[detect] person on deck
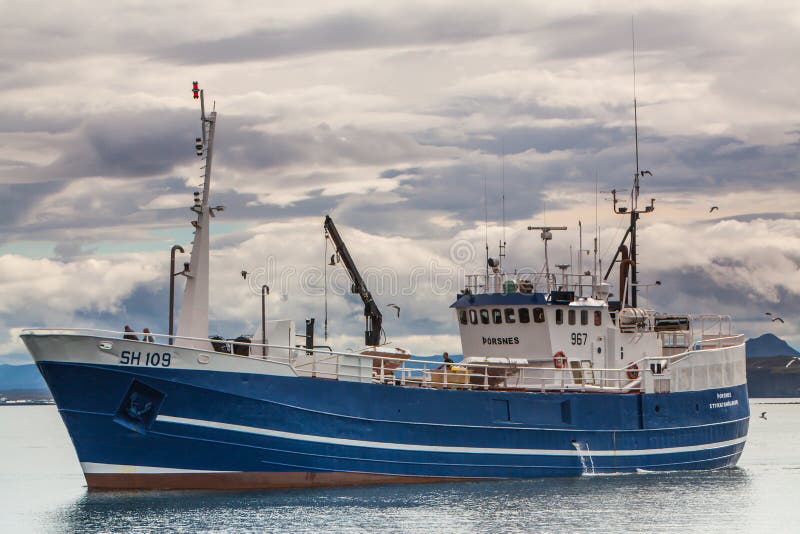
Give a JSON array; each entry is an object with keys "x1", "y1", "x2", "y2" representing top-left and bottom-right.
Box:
[
  {"x1": 142, "y1": 328, "x2": 155, "y2": 343},
  {"x1": 439, "y1": 352, "x2": 454, "y2": 371},
  {"x1": 123, "y1": 325, "x2": 139, "y2": 341}
]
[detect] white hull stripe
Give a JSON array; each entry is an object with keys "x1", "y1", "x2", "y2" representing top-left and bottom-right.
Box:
[
  {"x1": 156, "y1": 415, "x2": 747, "y2": 457},
  {"x1": 81, "y1": 462, "x2": 229, "y2": 474}
]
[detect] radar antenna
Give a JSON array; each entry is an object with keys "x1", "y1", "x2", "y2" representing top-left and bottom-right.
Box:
[{"x1": 527, "y1": 225, "x2": 567, "y2": 286}]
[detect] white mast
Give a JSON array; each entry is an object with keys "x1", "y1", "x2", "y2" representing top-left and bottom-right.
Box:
[{"x1": 177, "y1": 82, "x2": 218, "y2": 347}]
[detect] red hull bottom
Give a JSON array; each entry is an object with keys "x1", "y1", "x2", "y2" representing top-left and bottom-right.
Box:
[{"x1": 85, "y1": 471, "x2": 485, "y2": 491}]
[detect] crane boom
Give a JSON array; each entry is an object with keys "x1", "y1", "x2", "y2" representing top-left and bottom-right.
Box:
[{"x1": 324, "y1": 215, "x2": 383, "y2": 346}]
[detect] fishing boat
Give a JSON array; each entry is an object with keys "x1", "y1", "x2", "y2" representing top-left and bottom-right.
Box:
[{"x1": 21, "y1": 84, "x2": 749, "y2": 490}]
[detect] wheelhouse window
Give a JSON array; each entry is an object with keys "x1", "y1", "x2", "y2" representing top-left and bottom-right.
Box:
[
  {"x1": 594, "y1": 310, "x2": 602, "y2": 326},
  {"x1": 469, "y1": 309, "x2": 478, "y2": 324},
  {"x1": 492, "y1": 309, "x2": 503, "y2": 324},
  {"x1": 533, "y1": 307, "x2": 545, "y2": 323},
  {"x1": 568, "y1": 309, "x2": 576, "y2": 325},
  {"x1": 555, "y1": 309, "x2": 563, "y2": 325},
  {"x1": 480, "y1": 309, "x2": 490, "y2": 325},
  {"x1": 518, "y1": 308, "x2": 531, "y2": 324},
  {"x1": 580, "y1": 310, "x2": 589, "y2": 326},
  {"x1": 504, "y1": 308, "x2": 516, "y2": 324},
  {"x1": 459, "y1": 310, "x2": 468, "y2": 325}
]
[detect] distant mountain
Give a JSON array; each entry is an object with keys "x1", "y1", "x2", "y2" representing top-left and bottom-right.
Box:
[
  {"x1": 746, "y1": 333, "x2": 800, "y2": 358},
  {"x1": 0, "y1": 364, "x2": 47, "y2": 390}
]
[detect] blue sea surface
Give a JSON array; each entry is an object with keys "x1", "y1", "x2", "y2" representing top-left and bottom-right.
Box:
[{"x1": 0, "y1": 402, "x2": 797, "y2": 533}]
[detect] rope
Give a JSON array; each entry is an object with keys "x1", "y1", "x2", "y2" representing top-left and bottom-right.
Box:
[{"x1": 324, "y1": 230, "x2": 329, "y2": 341}]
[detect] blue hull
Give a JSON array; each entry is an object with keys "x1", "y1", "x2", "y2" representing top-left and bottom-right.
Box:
[{"x1": 38, "y1": 361, "x2": 750, "y2": 489}]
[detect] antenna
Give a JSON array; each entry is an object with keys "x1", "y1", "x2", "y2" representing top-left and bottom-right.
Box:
[
  {"x1": 484, "y1": 175, "x2": 489, "y2": 287},
  {"x1": 632, "y1": 16, "x2": 640, "y2": 183},
  {"x1": 527, "y1": 225, "x2": 567, "y2": 286},
  {"x1": 578, "y1": 220, "x2": 582, "y2": 296},
  {"x1": 594, "y1": 170, "x2": 599, "y2": 279},
  {"x1": 500, "y1": 137, "x2": 506, "y2": 264},
  {"x1": 602, "y1": 22, "x2": 656, "y2": 308}
]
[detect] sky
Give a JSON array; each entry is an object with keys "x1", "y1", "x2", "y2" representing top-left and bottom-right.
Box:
[{"x1": 1, "y1": 0, "x2": 798, "y2": 364}]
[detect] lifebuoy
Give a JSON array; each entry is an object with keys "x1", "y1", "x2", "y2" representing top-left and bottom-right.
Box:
[
  {"x1": 626, "y1": 363, "x2": 640, "y2": 380},
  {"x1": 554, "y1": 351, "x2": 567, "y2": 369}
]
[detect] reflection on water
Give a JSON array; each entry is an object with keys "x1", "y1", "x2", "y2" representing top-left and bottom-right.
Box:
[
  {"x1": 1, "y1": 403, "x2": 798, "y2": 533},
  {"x1": 52, "y1": 471, "x2": 755, "y2": 533}
]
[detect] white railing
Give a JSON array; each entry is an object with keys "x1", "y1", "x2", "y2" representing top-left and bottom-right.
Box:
[
  {"x1": 464, "y1": 272, "x2": 594, "y2": 295},
  {"x1": 20, "y1": 327, "x2": 745, "y2": 394}
]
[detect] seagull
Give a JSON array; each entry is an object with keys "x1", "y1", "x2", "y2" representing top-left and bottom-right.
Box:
[
  {"x1": 387, "y1": 304, "x2": 401, "y2": 318},
  {"x1": 760, "y1": 412, "x2": 767, "y2": 420},
  {"x1": 786, "y1": 357, "x2": 800, "y2": 368},
  {"x1": 709, "y1": 206, "x2": 719, "y2": 212},
  {"x1": 765, "y1": 312, "x2": 785, "y2": 323},
  {"x1": 640, "y1": 170, "x2": 652, "y2": 176}
]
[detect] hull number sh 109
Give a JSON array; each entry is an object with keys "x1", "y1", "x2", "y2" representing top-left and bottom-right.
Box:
[{"x1": 120, "y1": 350, "x2": 172, "y2": 367}]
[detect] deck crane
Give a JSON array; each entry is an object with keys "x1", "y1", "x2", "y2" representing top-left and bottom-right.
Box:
[{"x1": 324, "y1": 215, "x2": 383, "y2": 347}]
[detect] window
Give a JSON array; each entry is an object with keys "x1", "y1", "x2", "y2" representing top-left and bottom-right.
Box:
[
  {"x1": 568, "y1": 309, "x2": 576, "y2": 325},
  {"x1": 480, "y1": 309, "x2": 490, "y2": 325},
  {"x1": 594, "y1": 310, "x2": 602, "y2": 326},
  {"x1": 459, "y1": 310, "x2": 468, "y2": 325},
  {"x1": 555, "y1": 309, "x2": 563, "y2": 325},
  {"x1": 533, "y1": 307, "x2": 545, "y2": 323},
  {"x1": 492, "y1": 309, "x2": 503, "y2": 324},
  {"x1": 504, "y1": 308, "x2": 516, "y2": 324},
  {"x1": 580, "y1": 310, "x2": 589, "y2": 326},
  {"x1": 518, "y1": 308, "x2": 531, "y2": 324},
  {"x1": 469, "y1": 309, "x2": 478, "y2": 325}
]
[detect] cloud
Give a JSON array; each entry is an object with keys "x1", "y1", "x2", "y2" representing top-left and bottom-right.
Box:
[
  {"x1": 2, "y1": 0, "x2": 800, "y2": 362},
  {"x1": 157, "y1": 7, "x2": 520, "y2": 65}
]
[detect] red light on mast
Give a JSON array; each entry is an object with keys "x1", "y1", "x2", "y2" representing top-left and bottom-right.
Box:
[{"x1": 192, "y1": 81, "x2": 199, "y2": 99}]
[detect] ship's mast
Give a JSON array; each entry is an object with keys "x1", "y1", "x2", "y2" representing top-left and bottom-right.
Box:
[
  {"x1": 602, "y1": 23, "x2": 655, "y2": 308},
  {"x1": 177, "y1": 82, "x2": 221, "y2": 346}
]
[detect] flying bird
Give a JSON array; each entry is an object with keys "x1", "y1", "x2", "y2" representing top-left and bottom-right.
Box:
[
  {"x1": 640, "y1": 170, "x2": 652, "y2": 176},
  {"x1": 387, "y1": 304, "x2": 401, "y2": 318},
  {"x1": 765, "y1": 312, "x2": 785, "y2": 323},
  {"x1": 709, "y1": 206, "x2": 719, "y2": 212},
  {"x1": 760, "y1": 412, "x2": 767, "y2": 420}
]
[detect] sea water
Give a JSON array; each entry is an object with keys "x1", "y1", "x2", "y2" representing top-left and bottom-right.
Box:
[{"x1": 0, "y1": 402, "x2": 798, "y2": 533}]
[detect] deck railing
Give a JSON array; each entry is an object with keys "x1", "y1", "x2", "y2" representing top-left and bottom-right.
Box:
[
  {"x1": 464, "y1": 272, "x2": 594, "y2": 295},
  {"x1": 20, "y1": 327, "x2": 746, "y2": 394}
]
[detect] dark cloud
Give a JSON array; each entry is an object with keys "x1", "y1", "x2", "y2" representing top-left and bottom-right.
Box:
[
  {"x1": 380, "y1": 167, "x2": 423, "y2": 179},
  {"x1": 0, "y1": 110, "x2": 77, "y2": 134},
  {"x1": 157, "y1": 9, "x2": 516, "y2": 65}
]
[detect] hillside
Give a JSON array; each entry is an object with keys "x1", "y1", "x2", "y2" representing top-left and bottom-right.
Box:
[
  {"x1": 0, "y1": 364, "x2": 46, "y2": 390},
  {"x1": 746, "y1": 333, "x2": 800, "y2": 358}
]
